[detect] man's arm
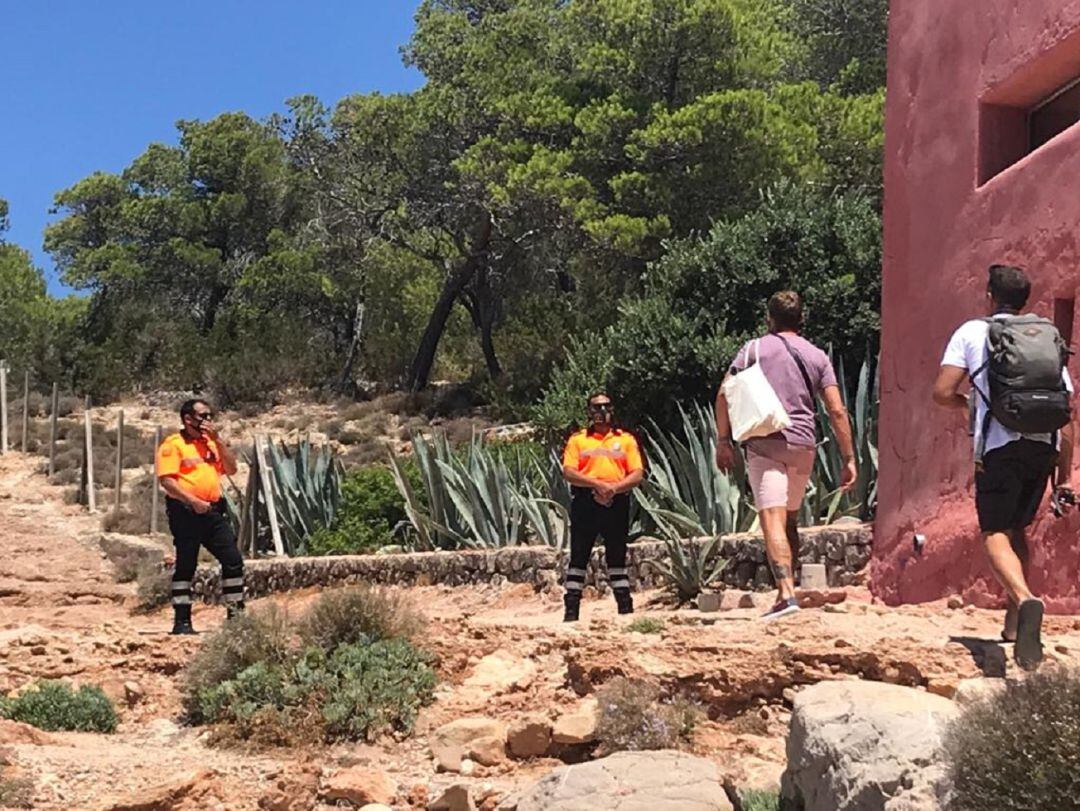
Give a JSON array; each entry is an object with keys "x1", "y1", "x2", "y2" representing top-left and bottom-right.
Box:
[
  {"x1": 612, "y1": 468, "x2": 643, "y2": 494},
  {"x1": 933, "y1": 365, "x2": 969, "y2": 410},
  {"x1": 1058, "y1": 421, "x2": 1074, "y2": 487},
  {"x1": 159, "y1": 476, "x2": 210, "y2": 513},
  {"x1": 714, "y1": 377, "x2": 736, "y2": 472},
  {"x1": 821, "y1": 385, "x2": 857, "y2": 490},
  {"x1": 563, "y1": 466, "x2": 600, "y2": 490},
  {"x1": 216, "y1": 437, "x2": 238, "y2": 476}
]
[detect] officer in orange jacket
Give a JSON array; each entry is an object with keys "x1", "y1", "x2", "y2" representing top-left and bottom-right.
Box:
[
  {"x1": 561, "y1": 392, "x2": 645, "y2": 622},
  {"x1": 156, "y1": 399, "x2": 242, "y2": 634}
]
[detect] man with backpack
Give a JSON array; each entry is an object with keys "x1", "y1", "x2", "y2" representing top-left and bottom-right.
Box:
[{"x1": 933, "y1": 264, "x2": 1075, "y2": 670}]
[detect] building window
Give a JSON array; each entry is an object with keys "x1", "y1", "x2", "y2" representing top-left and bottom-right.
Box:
[
  {"x1": 1029, "y1": 77, "x2": 1080, "y2": 151},
  {"x1": 980, "y1": 66, "x2": 1080, "y2": 185}
]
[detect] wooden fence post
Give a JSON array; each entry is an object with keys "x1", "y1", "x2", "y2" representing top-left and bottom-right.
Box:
[
  {"x1": 254, "y1": 435, "x2": 284, "y2": 556},
  {"x1": 0, "y1": 361, "x2": 8, "y2": 454},
  {"x1": 114, "y1": 409, "x2": 125, "y2": 511},
  {"x1": 21, "y1": 371, "x2": 29, "y2": 453},
  {"x1": 150, "y1": 425, "x2": 162, "y2": 534},
  {"x1": 48, "y1": 383, "x2": 59, "y2": 477},
  {"x1": 83, "y1": 395, "x2": 96, "y2": 513}
]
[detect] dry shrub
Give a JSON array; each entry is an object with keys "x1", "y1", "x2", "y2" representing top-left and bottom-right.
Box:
[
  {"x1": 594, "y1": 677, "x2": 700, "y2": 756},
  {"x1": 945, "y1": 666, "x2": 1080, "y2": 810},
  {"x1": 298, "y1": 585, "x2": 422, "y2": 653},
  {"x1": 181, "y1": 605, "x2": 294, "y2": 723},
  {"x1": 0, "y1": 749, "x2": 33, "y2": 809}
]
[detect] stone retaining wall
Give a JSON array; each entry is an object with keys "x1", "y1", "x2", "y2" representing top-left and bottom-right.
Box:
[{"x1": 189, "y1": 524, "x2": 871, "y2": 604}]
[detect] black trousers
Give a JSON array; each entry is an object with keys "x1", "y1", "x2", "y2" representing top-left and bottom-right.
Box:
[
  {"x1": 565, "y1": 491, "x2": 630, "y2": 595},
  {"x1": 166, "y1": 498, "x2": 244, "y2": 607}
]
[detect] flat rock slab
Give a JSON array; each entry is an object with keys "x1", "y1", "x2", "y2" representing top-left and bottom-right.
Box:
[
  {"x1": 781, "y1": 680, "x2": 959, "y2": 811},
  {"x1": 514, "y1": 750, "x2": 733, "y2": 811}
]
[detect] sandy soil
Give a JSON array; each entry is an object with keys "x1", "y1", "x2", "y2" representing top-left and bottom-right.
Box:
[{"x1": 2, "y1": 450, "x2": 1079, "y2": 810}]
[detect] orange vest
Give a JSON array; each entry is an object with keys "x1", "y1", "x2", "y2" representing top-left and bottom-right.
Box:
[
  {"x1": 562, "y1": 429, "x2": 643, "y2": 483},
  {"x1": 156, "y1": 432, "x2": 224, "y2": 502}
]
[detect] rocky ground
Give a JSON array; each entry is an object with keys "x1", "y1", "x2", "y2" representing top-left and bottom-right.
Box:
[{"x1": 2, "y1": 450, "x2": 1080, "y2": 810}]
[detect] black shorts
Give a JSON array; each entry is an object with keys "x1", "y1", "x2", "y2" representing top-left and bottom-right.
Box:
[{"x1": 975, "y1": 439, "x2": 1056, "y2": 533}]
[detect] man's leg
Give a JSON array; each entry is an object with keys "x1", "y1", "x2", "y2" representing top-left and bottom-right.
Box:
[
  {"x1": 1001, "y1": 528, "x2": 1028, "y2": 641},
  {"x1": 976, "y1": 440, "x2": 1051, "y2": 670},
  {"x1": 982, "y1": 531, "x2": 1034, "y2": 604},
  {"x1": 601, "y1": 495, "x2": 632, "y2": 614},
  {"x1": 564, "y1": 495, "x2": 598, "y2": 622},
  {"x1": 761, "y1": 506, "x2": 796, "y2": 601},
  {"x1": 785, "y1": 512, "x2": 801, "y2": 584},
  {"x1": 166, "y1": 501, "x2": 200, "y2": 635},
  {"x1": 202, "y1": 504, "x2": 245, "y2": 618}
]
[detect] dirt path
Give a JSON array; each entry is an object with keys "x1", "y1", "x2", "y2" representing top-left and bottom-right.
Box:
[{"x1": 2, "y1": 449, "x2": 1080, "y2": 810}]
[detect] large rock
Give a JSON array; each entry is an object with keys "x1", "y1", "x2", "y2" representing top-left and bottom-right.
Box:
[
  {"x1": 781, "y1": 680, "x2": 959, "y2": 811},
  {"x1": 429, "y1": 783, "x2": 476, "y2": 811},
  {"x1": 0, "y1": 719, "x2": 60, "y2": 746},
  {"x1": 551, "y1": 698, "x2": 598, "y2": 745},
  {"x1": 430, "y1": 717, "x2": 507, "y2": 772},
  {"x1": 464, "y1": 649, "x2": 538, "y2": 694},
  {"x1": 507, "y1": 717, "x2": 553, "y2": 758},
  {"x1": 514, "y1": 750, "x2": 733, "y2": 811},
  {"x1": 320, "y1": 766, "x2": 397, "y2": 806}
]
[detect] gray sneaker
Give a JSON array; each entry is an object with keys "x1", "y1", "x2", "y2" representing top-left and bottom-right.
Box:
[{"x1": 762, "y1": 597, "x2": 800, "y2": 622}]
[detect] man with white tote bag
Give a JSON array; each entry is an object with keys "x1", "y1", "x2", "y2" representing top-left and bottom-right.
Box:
[{"x1": 715, "y1": 291, "x2": 857, "y2": 620}]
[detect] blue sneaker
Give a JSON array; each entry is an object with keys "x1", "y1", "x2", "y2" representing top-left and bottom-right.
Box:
[{"x1": 762, "y1": 597, "x2": 800, "y2": 622}]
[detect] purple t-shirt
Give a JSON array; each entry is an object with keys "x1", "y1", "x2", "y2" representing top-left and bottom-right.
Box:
[{"x1": 728, "y1": 333, "x2": 837, "y2": 448}]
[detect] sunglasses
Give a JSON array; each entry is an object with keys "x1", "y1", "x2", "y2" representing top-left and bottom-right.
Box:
[
  {"x1": 193, "y1": 412, "x2": 214, "y2": 422},
  {"x1": 588, "y1": 403, "x2": 614, "y2": 413}
]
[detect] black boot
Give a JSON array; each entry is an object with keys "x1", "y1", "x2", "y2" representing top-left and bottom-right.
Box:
[
  {"x1": 226, "y1": 601, "x2": 246, "y2": 621},
  {"x1": 563, "y1": 593, "x2": 581, "y2": 623},
  {"x1": 614, "y1": 588, "x2": 634, "y2": 615},
  {"x1": 171, "y1": 604, "x2": 197, "y2": 636}
]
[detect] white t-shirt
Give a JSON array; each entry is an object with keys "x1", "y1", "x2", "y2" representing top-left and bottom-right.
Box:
[{"x1": 941, "y1": 315, "x2": 1073, "y2": 456}]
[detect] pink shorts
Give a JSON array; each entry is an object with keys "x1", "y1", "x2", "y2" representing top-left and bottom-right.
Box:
[{"x1": 746, "y1": 439, "x2": 815, "y2": 512}]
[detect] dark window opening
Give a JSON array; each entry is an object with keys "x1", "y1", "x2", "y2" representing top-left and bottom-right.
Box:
[
  {"x1": 1055, "y1": 297, "x2": 1075, "y2": 352},
  {"x1": 1029, "y1": 77, "x2": 1080, "y2": 151}
]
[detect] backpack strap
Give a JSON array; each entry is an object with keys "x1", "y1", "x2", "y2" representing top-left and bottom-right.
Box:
[{"x1": 774, "y1": 334, "x2": 816, "y2": 400}]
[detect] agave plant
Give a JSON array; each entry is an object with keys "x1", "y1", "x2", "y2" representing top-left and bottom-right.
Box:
[
  {"x1": 651, "y1": 535, "x2": 729, "y2": 604},
  {"x1": 225, "y1": 436, "x2": 343, "y2": 556},
  {"x1": 800, "y1": 355, "x2": 879, "y2": 525},
  {"x1": 637, "y1": 402, "x2": 754, "y2": 540},
  {"x1": 389, "y1": 432, "x2": 568, "y2": 550}
]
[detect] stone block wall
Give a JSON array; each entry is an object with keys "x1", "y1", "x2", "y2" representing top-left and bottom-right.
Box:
[{"x1": 189, "y1": 524, "x2": 871, "y2": 604}]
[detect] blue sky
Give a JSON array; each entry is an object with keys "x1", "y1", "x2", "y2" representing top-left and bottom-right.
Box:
[{"x1": 1, "y1": 1, "x2": 424, "y2": 295}]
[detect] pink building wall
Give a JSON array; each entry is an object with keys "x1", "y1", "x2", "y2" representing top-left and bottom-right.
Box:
[{"x1": 874, "y1": 1, "x2": 1080, "y2": 610}]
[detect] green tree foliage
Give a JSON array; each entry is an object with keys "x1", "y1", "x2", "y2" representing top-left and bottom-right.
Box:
[
  {"x1": 784, "y1": 0, "x2": 889, "y2": 95},
  {"x1": 538, "y1": 180, "x2": 881, "y2": 427},
  {"x1": 30, "y1": 0, "x2": 886, "y2": 416},
  {"x1": 0, "y1": 200, "x2": 84, "y2": 383}
]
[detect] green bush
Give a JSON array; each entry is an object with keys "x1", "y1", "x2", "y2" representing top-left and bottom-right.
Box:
[
  {"x1": 298, "y1": 585, "x2": 422, "y2": 653},
  {"x1": 594, "y1": 677, "x2": 699, "y2": 755},
  {"x1": 0, "y1": 681, "x2": 117, "y2": 733},
  {"x1": 625, "y1": 617, "x2": 665, "y2": 635},
  {"x1": 308, "y1": 463, "x2": 420, "y2": 555},
  {"x1": 740, "y1": 788, "x2": 780, "y2": 811},
  {"x1": 182, "y1": 594, "x2": 436, "y2": 745},
  {"x1": 181, "y1": 606, "x2": 293, "y2": 722},
  {"x1": 944, "y1": 667, "x2": 1080, "y2": 810},
  {"x1": 193, "y1": 639, "x2": 436, "y2": 744}
]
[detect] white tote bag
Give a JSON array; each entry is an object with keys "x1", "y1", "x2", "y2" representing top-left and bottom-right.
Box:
[{"x1": 722, "y1": 340, "x2": 791, "y2": 442}]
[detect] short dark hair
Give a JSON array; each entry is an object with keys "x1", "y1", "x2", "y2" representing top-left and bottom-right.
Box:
[
  {"x1": 768, "y1": 291, "x2": 803, "y2": 331},
  {"x1": 587, "y1": 391, "x2": 612, "y2": 406},
  {"x1": 987, "y1": 264, "x2": 1030, "y2": 310},
  {"x1": 179, "y1": 399, "x2": 210, "y2": 419}
]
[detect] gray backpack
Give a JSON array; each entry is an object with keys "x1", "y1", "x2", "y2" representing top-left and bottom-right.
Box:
[{"x1": 973, "y1": 314, "x2": 1070, "y2": 442}]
